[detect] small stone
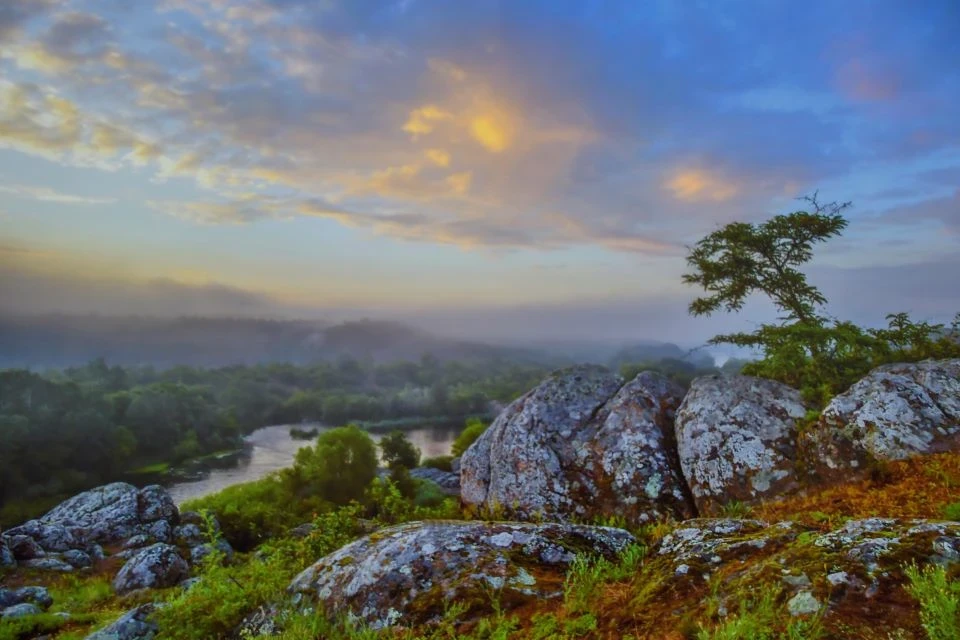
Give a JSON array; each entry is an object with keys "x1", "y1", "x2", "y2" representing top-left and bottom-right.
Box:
[
  {"x1": 783, "y1": 573, "x2": 812, "y2": 589},
  {"x1": 787, "y1": 591, "x2": 821, "y2": 616},
  {"x1": 675, "y1": 563, "x2": 690, "y2": 576},
  {"x1": 827, "y1": 571, "x2": 849, "y2": 586},
  {"x1": 2, "y1": 602, "x2": 42, "y2": 618}
]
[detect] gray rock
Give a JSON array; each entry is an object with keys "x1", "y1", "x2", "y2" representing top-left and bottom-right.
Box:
[
  {"x1": 190, "y1": 539, "x2": 234, "y2": 565},
  {"x1": 137, "y1": 485, "x2": 178, "y2": 524},
  {"x1": 409, "y1": 467, "x2": 460, "y2": 495},
  {"x1": 675, "y1": 375, "x2": 807, "y2": 513},
  {"x1": 0, "y1": 586, "x2": 53, "y2": 609},
  {"x1": 63, "y1": 549, "x2": 93, "y2": 569},
  {"x1": 173, "y1": 524, "x2": 204, "y2": 547},
  {"x1": 84, "y1": 604, "x2": 158, "y2": 640},
  {"x1": 787, "y1": 591, "x2": 821, "y2": 616},
  {"x1": 0, "y1": 531, "x2": 15, "y2": 568},
  {"x1": 6, "y1": 534, "x2": 45, "y2": 560},
  {"x1": 123, "y1": 535, "x2": 152, "y2": 551},
  {"x1": 461, "y1": 366, "x2": 694, "y2": 525},
  {"x1": 449, "y1": 456, "x2": 461, "y2": 474},
  {"x1": 289, "y1": 520, "x2": 636, "y2": 629},
  {"x1": 37, "y1": 483, "x2": 143, "y2": 544},
  {"x1": 113, "y1": 544, "x2": 189, "y2": 594},
  {"x1": 802, "y1": 359, "x2": 960, "y2": 478},
  {"x1": 23, "y1": 556, "x2": 75, "y2": 572},
  {"x1": 145, "y1": 520, "x2": 173, "y2": 544},
  {"x1": 3, "y1": 521, "x2": 77, "y2": 553},
  {"x1": 1, "y1": 602, "x2": 41, "y2": 618}
]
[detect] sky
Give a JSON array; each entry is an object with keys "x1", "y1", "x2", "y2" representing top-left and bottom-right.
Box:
[{"x1": 0, "y1": 0, "x2": 958, "y2": 344}]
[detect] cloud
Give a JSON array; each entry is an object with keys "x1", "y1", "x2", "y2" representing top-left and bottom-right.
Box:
[
  {"x1": 665, "y1": 169, "x2": 740, "y2": 202},
  {"x1": 0, "y1": 183, "x2": 116, "y2": 205}
]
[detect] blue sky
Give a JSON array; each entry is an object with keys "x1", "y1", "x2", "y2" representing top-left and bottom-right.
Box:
[{"x1": 1, "y1": 0, "x2": 958, "y2": 342}]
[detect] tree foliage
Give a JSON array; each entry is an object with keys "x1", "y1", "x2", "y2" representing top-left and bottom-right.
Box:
[
  {"x1": 684, "y1": 194, "x2": 960, "y2": 406},
  {"x1": 378, "y1": 430, "x2": 420, "y2": 471},
  {"x1": 283, "y1": 425, "x2": 378, "y2": 505}
]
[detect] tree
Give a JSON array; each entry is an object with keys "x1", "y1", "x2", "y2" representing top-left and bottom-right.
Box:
[
  {"x1": 378, "y1": 430, "x2": 420, "y2": 470},
  {"x1": 285, "y1": 425, "x2": 378, "y2": 504},
  {"x1": 683, "y1": 194, "x2": 960, "y2": 406},
  {"x1": 683, "y1": 194, "x2": 849, "y2": 324}
]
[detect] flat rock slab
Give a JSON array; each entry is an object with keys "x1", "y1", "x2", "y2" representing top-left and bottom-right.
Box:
[{"x1": 289, "y1": 520, "x2": 636, "y2": 629}]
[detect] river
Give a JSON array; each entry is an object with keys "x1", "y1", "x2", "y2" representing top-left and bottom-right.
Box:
[{"x1": 166, "y1": 423, "x2": 460, "y2": 505}]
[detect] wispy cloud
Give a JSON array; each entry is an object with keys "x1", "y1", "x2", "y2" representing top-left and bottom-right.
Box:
[{"x1": 0, "y1": 183, "x2": 116, "y2": 205}]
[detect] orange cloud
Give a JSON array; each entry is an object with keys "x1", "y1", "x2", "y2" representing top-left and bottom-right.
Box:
[
  {"x1": 402, "y1": 105, "x2": 453, "y2": 137},
  {"x1": 425, "y1": 148, "x2": 451, "y2": 167},
  {"x1": 665, "y1": 169, "x2": 739, "y2": 202}
]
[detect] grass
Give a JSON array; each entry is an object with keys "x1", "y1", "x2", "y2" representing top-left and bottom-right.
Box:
[{"x1": 905, "y1": 563, "x2": 960, "y2": 640}]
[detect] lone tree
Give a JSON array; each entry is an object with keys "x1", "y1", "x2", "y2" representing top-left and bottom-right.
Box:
[
  {"x1": 683, "y1": 194, "x2": 960, "y2": 405},
  {"x1": 683, "y1": 193, "x2": 850, "y2": 325}
]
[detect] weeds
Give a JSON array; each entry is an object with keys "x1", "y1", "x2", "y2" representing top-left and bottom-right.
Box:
[{"x1": 904, "y1": 563, "x2": 960, "y2": 640}]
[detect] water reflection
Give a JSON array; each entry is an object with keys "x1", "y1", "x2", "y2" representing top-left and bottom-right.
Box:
[{"x1": 166, "y1": 423, "x2": 458, "y2": 505}]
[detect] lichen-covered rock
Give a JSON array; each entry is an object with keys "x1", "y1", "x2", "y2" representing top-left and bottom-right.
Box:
[
  {"x1": 7, "y1": 483, "x2": 180, "y2": 554},
  {"x1": 0, "y1": 529, "x2": 15, "y2": 568},
  {"x1": 461, "y1": 366, "x2": 694, "y2": 525},
  {"x1": 802, "y1": 359, "x2": 960, "y2": 479},
  {"x1": 289, "y1": 520, "x2": 635, "y2": 629},
  {"x1": 63, "y1": 549, "x2": 93, "y2": 569},
  {"x1": 1, "y1": 602, "x2": 41, "y2": 618},
  {"x1": 0, "y1": 586, "x2": 53, "y2": 610},
  {"x1": 23, "y1": 556, "x2": 75, "y2": 572},
  {"x1": 137, "y1": 485, "x2": 178, "y2": 524},
  {"x1": 675, "y1": 375, "x2": 807, "y2": 513},
  {"x1": 409, "y1": 467, "x2": 460, "y2": 495},
  {"x1": 84, "y1": 603, "x2": 158, "y2": 640},
  {"x1": 654, "y1": 516, "x2": 960, "y2": 623},
  {"x1": 173, "y1": 524, "x2": 204, "y2": 547},
  {"x1": 189, "y1": 539, "x2": 234, "y2": 565},
  {"x1": 112, "y1": 543, "x2": 189, "y2": 594}
]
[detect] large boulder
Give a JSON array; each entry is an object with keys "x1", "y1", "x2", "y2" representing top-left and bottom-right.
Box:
[
  {"x1": 6, "y1": 483, "x2": 180, "y2": 553},
  {"x1": 289, "y1": 520, "x2": 635, "y2": 629},
  {"x1": 461, "y1": 366, "x2": 694, "y2": 525},
  {"x1": 0, "y1": 586, "x2": 53, "y2": 610},
  {"x1": 113, "y1": 544, "x2": 189, "y2": 594},
  {"x1": 802, "y1": 359, "x2": 960, "y2": 479},
  {"x1": 675, "y1": 375, "x2": 807, "y2": 514},
  {"x1": 6, "y1": 534, "x2": 45, "y2": 560},
  {"x1": 84, "y1": 604, "x2": 159, "y2": 640}
]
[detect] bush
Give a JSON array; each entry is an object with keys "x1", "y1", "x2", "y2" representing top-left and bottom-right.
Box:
[
  {"x1": 421, "y1": 455, "x2": 454, "y2": 471},
  {"x1": 182, "y1": 475, "x2": 323, "y2": 550},
  {"x1": 452, "y1": 418, "x2": 488, "y2": 457},
  {"x1": 905, "y1": 563, "x2": 960, "y2": 640},
  {"x1": 283, "y1": 425, "x2": 378, "y2": 505},
  {"x1": 378, "y1": 430, "x2": 420, "y2": 470}
]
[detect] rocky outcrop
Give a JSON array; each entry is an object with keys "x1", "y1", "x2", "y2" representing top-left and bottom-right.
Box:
[
  {"x1": 1, "y1": 602, "x2": 42, "y2": 618},
  {"x1": 675, "y1": 375, "x2": 807, "y2": 514},
  {"x1": 461, "y1": 366, "x2": 694, "y2": 525},
  {"x1": 409, "y1": 467, "x2": 460, "y2": 495},
  {"x1": 0, "y1": 528, "x2": 15, "y2": 568},
  {"x1": 802, "y1": 359, "x2": 960, "y2": 479},
  {"x1": 289, "y1": 520, "x2": 635, "y2": 629},
  {"x1": 113, "y1": 544, "x2": 189, "y2": 594},
  {"x1": 4, "y1": 483, "x2": 181, "y2": 563},
  {"x1": 84, "y1": 604, "x2": 159, "y2": 640},
  {"x1": 656, "y1": 517, "x2": 960, "y2": 622}
]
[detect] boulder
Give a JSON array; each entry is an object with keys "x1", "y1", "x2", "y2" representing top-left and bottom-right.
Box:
[
  {"x1": 137, "y1": 485, "x2": 178, "y2": 524},
  {"x1": 63, "y1": 549, "x2": 93, "y2": 569},
  {"x1": 1, "y1": 602, "x2": 41, "y2": 619},
  {"x1": 189, "y1": 539, "x2": 234, "y2": 565},
  {"x1": 802, "y1": 359, "x2": 960, "y2": 479},
  {"x1": 84, "y1": 604, "x2": 159, "y2": 640},
  {"x1": 461, "y1": 366, "x2": 694, "y2": 525},
  {"x1": 3, "y1": 521, "x2": 77, "y2": 552},
  {"x1": 289, "y1": 520, "x2": 635, "y2": 629},
  {"x1": 113, "y1": 544, "x2": 189, "y2": 594},
  {"x1": 39, "y1": 483, "x2": 143, "y2": 544},
  {"x1": 0, "y1": 586, "x2": 53, "y2": 610},
  {"x1": 409, "y1": 467, "x2": 460, "y2": 495},
  {"x1": 23, "y1": 556, "x2": 75, "y2": 572},
  {"x1": 675, "y1": 375, "x2": 807, "y2": 514},
  {"x1": 173, "y1": 524, "x2": 204, "y2": 547}
]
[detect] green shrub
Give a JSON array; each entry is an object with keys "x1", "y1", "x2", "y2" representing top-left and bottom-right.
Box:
[
  {"x1": 413, "y1": 479, "x2": 447, "y2": 508},
  {"x1": 452, "y1": 418, "x2": 488, "y2": 457},
  {"x1": 421, "y1": 455, "x2": 454, "y2": 471},
  {"x1": 941, "y1": 501, "x2": 960, "y2": 521},
  {"x1": 283, "y1": 425, "x2": 378, "y2": 505},
  {"x1": 905, "y1": 563, "x2": 960, "y2": 640},
  {"x1": 379, "y1": 430, "x2": 420, "y2": 470}
]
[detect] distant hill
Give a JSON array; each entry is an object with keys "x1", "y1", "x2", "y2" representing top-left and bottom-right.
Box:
[{"x1": 0, "y1": 315, "x2": 549, "y2": 368}]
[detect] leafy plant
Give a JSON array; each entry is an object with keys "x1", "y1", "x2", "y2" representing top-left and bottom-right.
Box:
[{"x1": 452, "y1": 418, "x2": 489, "y2": 457}]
